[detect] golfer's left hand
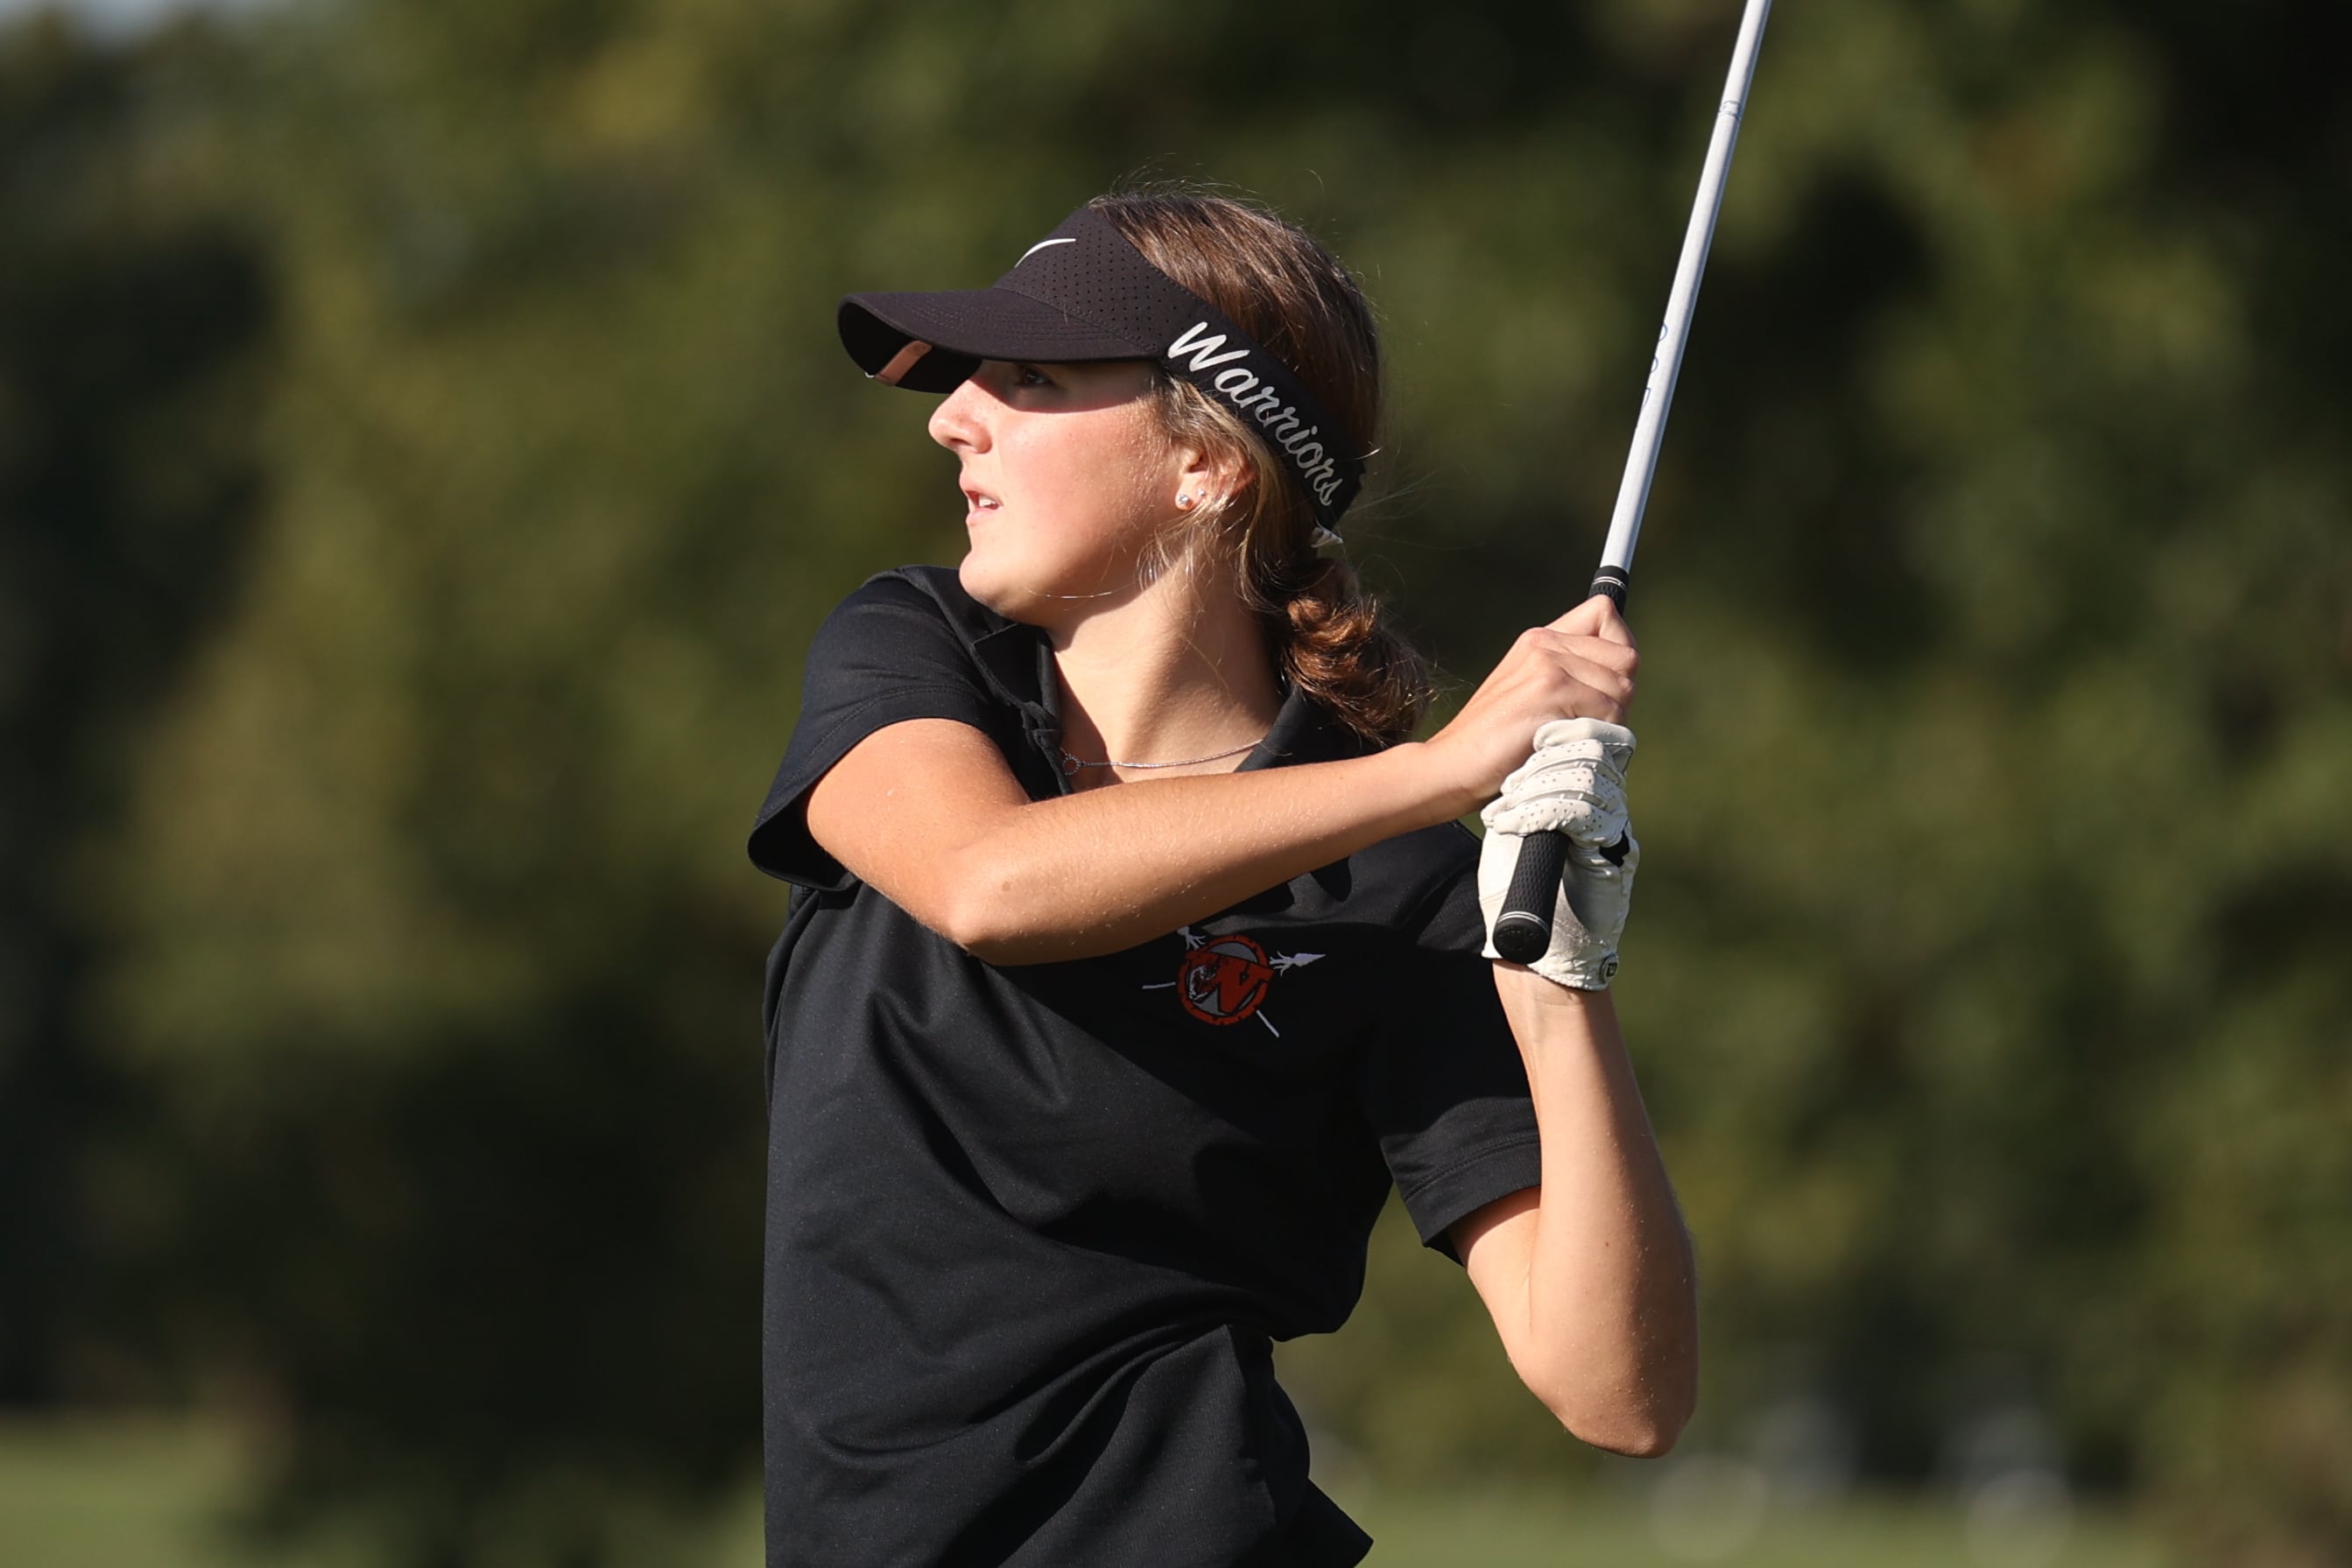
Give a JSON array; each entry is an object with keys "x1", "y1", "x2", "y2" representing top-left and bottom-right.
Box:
[{"x1": 1476, "y1": 719, "x2": 1641, "y2": 989}]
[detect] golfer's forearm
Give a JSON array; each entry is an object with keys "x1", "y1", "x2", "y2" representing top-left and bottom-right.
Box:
[
  {"x1": 1496, "y1": 976, "x2": 1698, "y2": 1454},
  {"x1": 942, "y1": 742, "x2": 1476, "y2": 962}
]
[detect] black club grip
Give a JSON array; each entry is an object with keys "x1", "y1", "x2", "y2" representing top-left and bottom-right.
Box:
[
  {"x1": 1492, "y1": 568, "x2": 1631, "y2": 967},
  {"x1": 1494, "y1": 830, "x2": 1632, "y2": 964},
  {"x1": 1492, "y1": 831, "x2": 1573, "y2": 965}
]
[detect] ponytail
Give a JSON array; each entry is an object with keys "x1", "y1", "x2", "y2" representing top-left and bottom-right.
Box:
[
  {"x1": 1265, "y1": 555, "x2": 1429, "y2": 747},
  {"x1": 1096, "y1": 188, "x2": 1432, "y2": 748}
]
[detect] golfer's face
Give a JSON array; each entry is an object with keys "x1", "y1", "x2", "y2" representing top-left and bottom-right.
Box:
[{"x1": 929, "y1": 359, "x2": 1176, "y2": 622}]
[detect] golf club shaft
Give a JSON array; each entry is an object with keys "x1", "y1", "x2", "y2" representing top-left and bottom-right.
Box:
[{"x1": 1491, "y1": 0, "x2": 1774, "y2": 967}]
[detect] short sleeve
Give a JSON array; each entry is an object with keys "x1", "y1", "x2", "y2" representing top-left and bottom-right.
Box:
[
  {"x1": 747, "y1": 573, "x2": 1011, "y2": 890},
  {"x1": 1356, "y1": 847, "x2": 1541, "y2": 1260}
]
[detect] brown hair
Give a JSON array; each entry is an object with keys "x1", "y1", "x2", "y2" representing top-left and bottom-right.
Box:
[{"x1": 1091, "y1": 191, "x2": 1431, "y2": 747}]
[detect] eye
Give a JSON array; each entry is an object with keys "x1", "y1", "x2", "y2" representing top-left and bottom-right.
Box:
[{"x1": 1013, "y1": 363, "x2": 1054, "y2": 389}]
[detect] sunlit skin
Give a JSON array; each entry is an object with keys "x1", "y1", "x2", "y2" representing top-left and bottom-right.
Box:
[
  {"x1": 931, "y1": 358, "x2": 1176, "y2": 624},
  {"x1": 929, "y1": 357, "x2": 1281, "y2": 783},
  {"x1": 807, "y1": 355, "x2": 1698, "y2": 1456}
]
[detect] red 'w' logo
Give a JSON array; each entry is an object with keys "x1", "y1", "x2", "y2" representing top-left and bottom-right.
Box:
[{"x1": 1177, "y1": 935, "x2": 1275, "y2": 1026}]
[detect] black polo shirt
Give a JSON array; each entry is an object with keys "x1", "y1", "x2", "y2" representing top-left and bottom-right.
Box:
[{"x1": 750, "y1": 567, "x2": 1542, "y2": 1568}]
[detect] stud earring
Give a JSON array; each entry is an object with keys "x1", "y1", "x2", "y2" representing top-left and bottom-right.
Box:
[{"x1": 1176, "y1": 493, "x2": 1195, "y2": 509}]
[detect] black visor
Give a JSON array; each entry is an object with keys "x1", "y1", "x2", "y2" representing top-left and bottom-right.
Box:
[{"x1": 839, "y1": 207, "x2": 1365, "y2": 535}]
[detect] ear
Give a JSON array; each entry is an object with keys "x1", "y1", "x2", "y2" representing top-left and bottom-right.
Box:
[{"x1": 1170, "y1": 439, "x2": 1256, "y2": 510}]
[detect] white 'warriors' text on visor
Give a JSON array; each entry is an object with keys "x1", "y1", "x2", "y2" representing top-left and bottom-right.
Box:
[{"x1": 1168, "y1": 321, "x2": 1349, "y2": 508}]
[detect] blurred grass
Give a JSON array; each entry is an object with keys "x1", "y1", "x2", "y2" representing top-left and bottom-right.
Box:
[
  {"x1": 0, "y1": 1417, "x2": 753, "y2": 1567},
  {"x1": 1338, "y1": 1481, "x2": 2177, "y2": 1567},
  {"x1": 0, "y1": 1417, "x2": 2177, "y2": 1568},
  {"x1": 0, "y1": 1418, "x2": 322, "y2": 1568}
]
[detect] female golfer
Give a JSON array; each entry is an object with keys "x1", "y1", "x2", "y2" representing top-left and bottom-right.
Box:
[{"x1": 749, "y1": 192, "x2": 1695, "y2": 1566}]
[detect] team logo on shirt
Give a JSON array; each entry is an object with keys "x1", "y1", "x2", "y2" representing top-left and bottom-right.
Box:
[{"x1": 1144, "y1": 927, "x2": 1323, "y2": 1036}]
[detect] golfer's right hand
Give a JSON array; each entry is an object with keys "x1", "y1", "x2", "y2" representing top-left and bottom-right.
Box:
[{"x1": 1425, "y1": 594, "x2": 1638, "y2": 805}]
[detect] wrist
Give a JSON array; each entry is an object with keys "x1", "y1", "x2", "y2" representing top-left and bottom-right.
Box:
[
  {"x1": 1496, "y1": 960, "x2": 1612, "y2": 1005},
  {"x1": 1385, "y1": 740, "x2": 1482, "y2": 827}
]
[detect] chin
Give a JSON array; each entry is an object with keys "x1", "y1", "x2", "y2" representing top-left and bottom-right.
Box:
[
  {"x1": 957, "y1": 553, "x2": 1066, "y2": 629},
  {"x1": 959, "y1": 546, "x2": 1136, "y2": 627},
  {"x1": 957, "y1": 551, "x2": 1028, "y2": 619}
]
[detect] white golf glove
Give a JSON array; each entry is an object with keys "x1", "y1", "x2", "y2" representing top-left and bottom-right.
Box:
[{"x1": 1477, "y1": 718, "x2": 1641, "y2": 990}]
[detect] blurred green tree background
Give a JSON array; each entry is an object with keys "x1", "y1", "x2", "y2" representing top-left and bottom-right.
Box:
[{"x1": 3, "y1": 0, "x2": 2348, "y2": 1563}]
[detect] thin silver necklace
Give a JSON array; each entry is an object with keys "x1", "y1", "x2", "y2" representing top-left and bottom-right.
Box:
[{"x1": 1060, "y1": 736, "x2": 1264, "y2": 776}]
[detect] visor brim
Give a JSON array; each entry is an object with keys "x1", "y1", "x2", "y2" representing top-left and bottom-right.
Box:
[{"x1": 838, "y1": 288, "x2": 1158, "y2": 393}]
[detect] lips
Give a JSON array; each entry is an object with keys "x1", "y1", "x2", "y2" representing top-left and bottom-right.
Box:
[{"x1": 961, "y1": 482, "x2": 1001, "y2": 516}]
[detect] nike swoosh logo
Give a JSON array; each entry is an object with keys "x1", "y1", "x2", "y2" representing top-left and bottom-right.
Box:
[{"x1": 1017, "y1": 236, "x2": 1078, "y2": 265}]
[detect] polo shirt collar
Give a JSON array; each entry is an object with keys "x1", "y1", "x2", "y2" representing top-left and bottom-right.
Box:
[
  {"x1": 1240, "y1": 681, "x2": 1374, "y2": 770},
  {"x1": 947, "y1": 585, "x2": 1375, "y2": 777}
]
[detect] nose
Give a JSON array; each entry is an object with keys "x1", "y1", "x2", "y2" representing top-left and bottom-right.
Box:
[{"x1": 928, "y1": 375, "x2": 990, "y2": 454}]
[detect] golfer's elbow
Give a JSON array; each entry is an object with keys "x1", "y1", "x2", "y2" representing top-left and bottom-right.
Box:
[
  {"x1": 1525, "y1": 1343, "x2": 1698, "y2": 1459},
  {"x1": 1564, "y1": 1394, "x2": 1693, "y2": 1459},
  {"x1": 933, "y1": 877, "x2": 1033, "y2": 961},
  {"x1": 1550, "y1": 1380, "x2": 1694, "y2": 1459},
  {"x1": 929, "y1": 850, "x2": 1067, "y2": 962}
]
